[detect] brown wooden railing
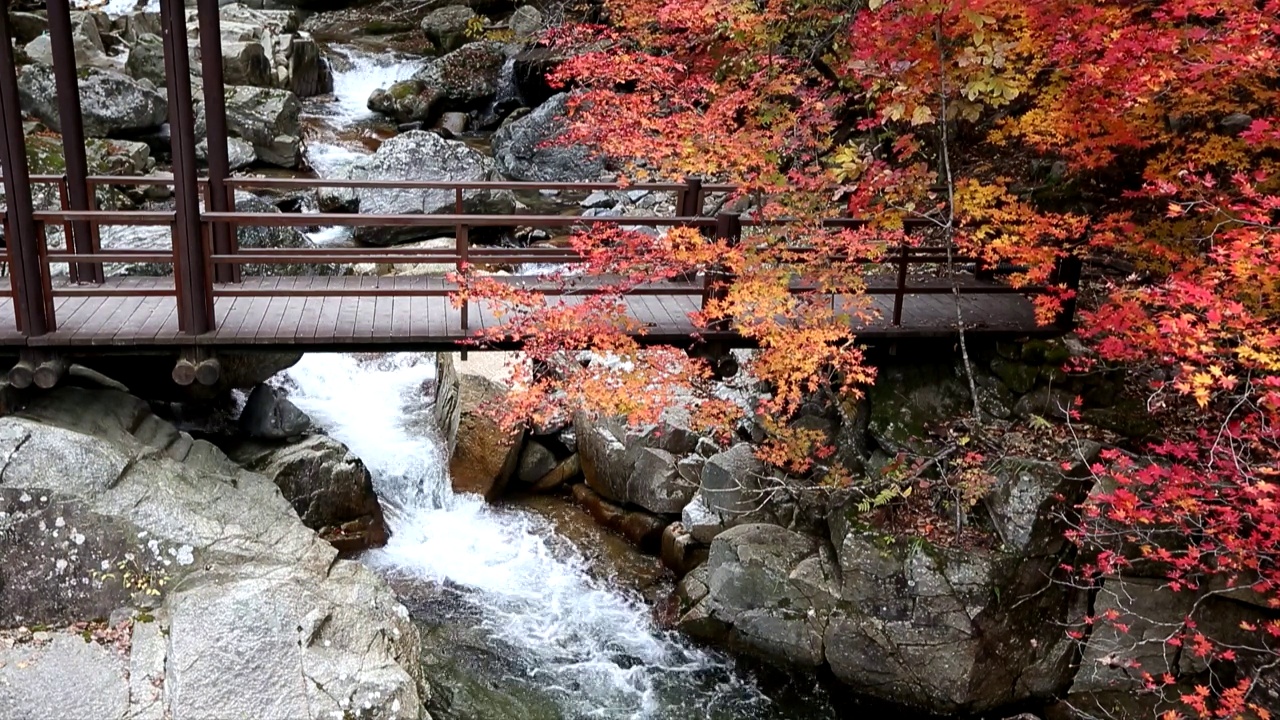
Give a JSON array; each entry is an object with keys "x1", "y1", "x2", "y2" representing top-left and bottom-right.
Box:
[{"x1": 0, "y1": 172, "x2": 1080, "y2": 341}]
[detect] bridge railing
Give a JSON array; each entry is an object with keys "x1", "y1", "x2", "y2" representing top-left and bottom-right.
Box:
[{"x1": 1, "y1": 173, "x2": 1079, "y2": 339}]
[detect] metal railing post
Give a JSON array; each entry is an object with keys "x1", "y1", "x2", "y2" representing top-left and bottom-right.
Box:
[
  {"x1": 46, "y1": 0, "x2": 102, "y2": 284},
  {"x1": 161, "y1": 0, "x2": 214, "y2": 333},
  {"x1": 892, "y1": 244, "x2": 908, "y2": 326},
  {"x1": 195, "y1": 0, "x2": 237, "y2": 283},
  {"x1": 1053, "y1": 254, "x2": 1083, "y2": 330},
  {"x1": 703, "y1": 212, "x2": 740, "y2": 332},
  {"x1": 0, "y1": 0, "x2": 51, "y2": 336},
  {"x1": 455, "y1": 187, "x2": 469, "y2": 333}
]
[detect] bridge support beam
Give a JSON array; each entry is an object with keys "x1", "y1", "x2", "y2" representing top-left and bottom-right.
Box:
[
  {"x1": 46, "y1": 0, "x2": 103, "y2": 284},
  {"x1": 161, "y1": 0, "x2": 215, "y2": 334},
  {"x1": 0, "y1": 0, "x2": 52, "y2": 337}
]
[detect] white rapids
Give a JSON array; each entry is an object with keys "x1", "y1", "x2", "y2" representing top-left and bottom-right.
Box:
[{"x1": 284, "y1": 353, "x2": 831, "y2": 720}]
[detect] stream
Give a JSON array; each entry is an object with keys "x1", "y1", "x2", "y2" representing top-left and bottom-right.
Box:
[{"x1": 285, "y1": 353, "x2": 838, "y2": 720}]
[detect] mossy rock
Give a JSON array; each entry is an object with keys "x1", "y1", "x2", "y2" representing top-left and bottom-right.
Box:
[
  {"x1": 1080, "y1": 402, "x2": 1159, "y2": 440},
  {"x1": 866, "y1": 363, "x2": 972, "y2": 456},
  {"x1": 990, "y1": 356, "x2": 1040, "y2": 395},
  {"x1": 1021, "y1": 338, "x2": 1071, "y2": 365}
]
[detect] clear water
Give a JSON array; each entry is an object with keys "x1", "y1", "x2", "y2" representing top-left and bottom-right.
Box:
[{"x1": 284, "y1": 353, "x2": 836, "y2": 720}]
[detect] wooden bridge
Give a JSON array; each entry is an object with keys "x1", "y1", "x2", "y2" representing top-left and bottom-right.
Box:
[{"x1": 0, "y1": 0, "x2": 1076, "y2": 389}]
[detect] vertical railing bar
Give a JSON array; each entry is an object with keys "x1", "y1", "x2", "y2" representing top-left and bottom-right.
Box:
[
  {"x1": 46, "y1": 0, "x2": 101, "y2": 284},
  {"x1": 892, "y1": 244, "x2": 908, "y2": 326},
  {"x1": 57, "y1": 176, "x2": 78, "y2": 284},
  {"x1": 33, "y1": 220, "x2": 56, "y2": 331},
  {"x1": 455, "y1": 186, "x2": 469, "y2": 335},
  {"x1": 195, "y1": 0, "x2": 234, "y2": 284},
  {"x1": 161, "y1": 0, "x2": 213, "y2": 334}
]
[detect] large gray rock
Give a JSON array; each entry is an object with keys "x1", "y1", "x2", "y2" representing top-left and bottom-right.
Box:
[
  {"x1": 679, "y1": 524, "x2": 837, "y2": 666},
  {"x1": 17, "y1": 65, "x2": 167, "y2": 138},
  {"x1": 124, "y1": 32, "x2": 167, "y2": 85},
  {"x1": 419, "y1": 5, "x2": 476, "y2": 53},
  {"x1": 0, "y1": 387, "x2": 427, "y2": 719},
  {"x1": 221, "y1": 40, "x2": 273, "y2": 87},
  {"x1": 228, "y1": 434, "x2": 389, "y2": 554},
  {"x1": 368, "y1": 42, "x2": 507, "y2": 124},
  {"x1": 23, "y1": 13, "x2": 111, "y2": 69},
  {"x1": 240, "y1": 383, "x2": 311, "y2": 439},
  {"x1": 576, "y1": 409, "x2": 700, "y2": 514},
  {"x1": 224, "y1": 85, "x2": 303, "y2": 168},
  {"x1": 508, "y1": 5, "x2": 542, "y2": 37},
  {"x1": 343, "y1": 131, "x2": 516, "y2": 246},
  {"x1": 492, "y1": 93, "x2": 605, "y2": 182},
  {"x1": 183, "y1": 5, "x2": 332, "y2": 98}
]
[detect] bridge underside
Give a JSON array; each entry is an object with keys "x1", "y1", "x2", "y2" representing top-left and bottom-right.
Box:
[{"x1": 0, "y1": 275, "x2": 1048, "y2": 354}]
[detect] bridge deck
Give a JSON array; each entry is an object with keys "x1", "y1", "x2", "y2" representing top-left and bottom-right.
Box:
[{"x1": 0, "y1": 275, "x2": 1044, "y2": 352}]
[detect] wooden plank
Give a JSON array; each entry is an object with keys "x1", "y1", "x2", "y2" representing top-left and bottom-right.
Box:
[
  {"x1": 332, "y1": 278, "x2": 362, "y2": 343},
  {"x1": 240, "y1": 278, "x2": 282, "y2": 343},
  {"x1": 407, "y1": 278, "x2": 431, "y2": 341},
  {"x1": 263, "y1": 291, "x2": 304, "y2": 344},
  {"x1": 313, "y1": 278, "x2": 343, "y2": 342},
  {"x1": 389, "y1": 277, "x2": 411, "y2": 340},
  {"x1": 69, "y1": 297, "x2": 130, "y2": 344},
  {"x1": 370, "y1": 279, "x2": 393, "y2": 341},
  {"x1": 111, "y1": 296, "x2": 167, "y2": 344},
  {"x1": 295, "y1": 282, "x2": 326, "y2": 342},
  {"x1": 273, "y1": 291, "x2": 310, "y2": 344}
]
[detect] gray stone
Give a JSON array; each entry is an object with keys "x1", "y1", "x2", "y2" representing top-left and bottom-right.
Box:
[
  {"x1": 679, "y1": 524, "x2": 837, "y2": 667},
  {"x1": 231, "y1": 192, "x2": 340, "y2": 275},
  {"x1": 420, "y1": 5, "x2": 476, "y2": 53},
  {"x1": 581, "y1": 191, "x2": 615, "y2": 209},
  {"x1": 222, "y1": 40, "x2": 273, "y2": 87},
  {"x1": 517, "y1": 440, "x2": 558, "y2": 484},
  {"x1": 681, "y1": 492, "x2": 726, "y2": 544},
  {"x1": 492, "y1": 93, "x2": 606, "y2": 182},
  {"x1": 0, "y1": 633, "x2": 129, "y2": 719},
  {"x1": 18, "y1": 65, "x2": 167, "y2": 138},
  {"x1": 576, "y1": 412, "x2": 700, "y2": 514},
  {"x1": 125, "y1": 33, "x2": 167, "y2": 86},
  {"x1": 866, "y1": 362, "x2": 972, "y2": 456},
  {"x1": 0, "y1": 387, "x2": 426, "y2": 719},
  {"x1": 700, "y1": 444, "x2": 767, "y2": 518},
  {"x1": 197, "y1": 136, "x2": 257, "y2": 170},
  {"x1": 23, "y1": 13, "x2": 109, "y2": 69},
  {"x1": 224, "y1": 85, "x2": 303, "y2": 168},
  {"x1": 508, "y1": 5, "x2": 542, "y2": 37},
  {"x1": 985, "y1": 444, "x2": 1099, "y2": 551},
  {"x1": 1013, "y1": 386, "x2": 1076, "y2": 420},
  {"x1": 228, "y1": 434, "x2": 388, "y2": 544},
  {"x1": 239, "y1": 383, "x2": 311, "y2": 439},
  {"x1": 343, "y1": 130, "x2": 516, "y2": 246}
]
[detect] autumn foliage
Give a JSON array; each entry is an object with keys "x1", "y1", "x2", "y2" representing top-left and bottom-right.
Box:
[{"x1": 454, "y1": 0, "x2": 1280, "y2": 714}]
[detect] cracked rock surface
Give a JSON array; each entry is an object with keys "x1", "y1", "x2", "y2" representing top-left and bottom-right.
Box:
[{"x1": 0, "y1": 387, "x2": 428, "y2": 720}]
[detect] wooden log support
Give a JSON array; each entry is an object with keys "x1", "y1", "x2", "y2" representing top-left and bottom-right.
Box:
[
  {"x1": 173, "y1": 349, "x2": 222, "y2": 386},
  {"x1": 32, "y1": 355, "x2": 68, "y2": 389},
  {"x1": 195, "y1": 356, "x2": 221, "y2": 386},
  {"x1": 172, "y1": 356, "x2": 198, "y2": 386},
  {"x1": 8, "y1": 357, "x2": 35, "y2": 389}
]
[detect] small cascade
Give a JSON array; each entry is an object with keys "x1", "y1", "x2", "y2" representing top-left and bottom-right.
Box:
[{"x1": 285, "y1": 353, "x2": 836, "y2": 720}]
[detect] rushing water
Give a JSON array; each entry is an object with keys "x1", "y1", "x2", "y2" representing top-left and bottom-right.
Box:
[{"x1": 285, "y1": 353, "x2": 836, "y2": 720}]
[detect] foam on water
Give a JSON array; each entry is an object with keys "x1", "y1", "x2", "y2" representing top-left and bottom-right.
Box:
[
  {"x1": 317, "y1": 47, "x2": 421, "y2": 126},
  {"x1": 285, "y1": 353, "x2": 821, "y2": 719}
]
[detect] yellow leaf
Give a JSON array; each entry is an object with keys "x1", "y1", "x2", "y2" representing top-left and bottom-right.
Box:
[{"x1": 910, "y1": 105, "x2": 935, "y2": 126}]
